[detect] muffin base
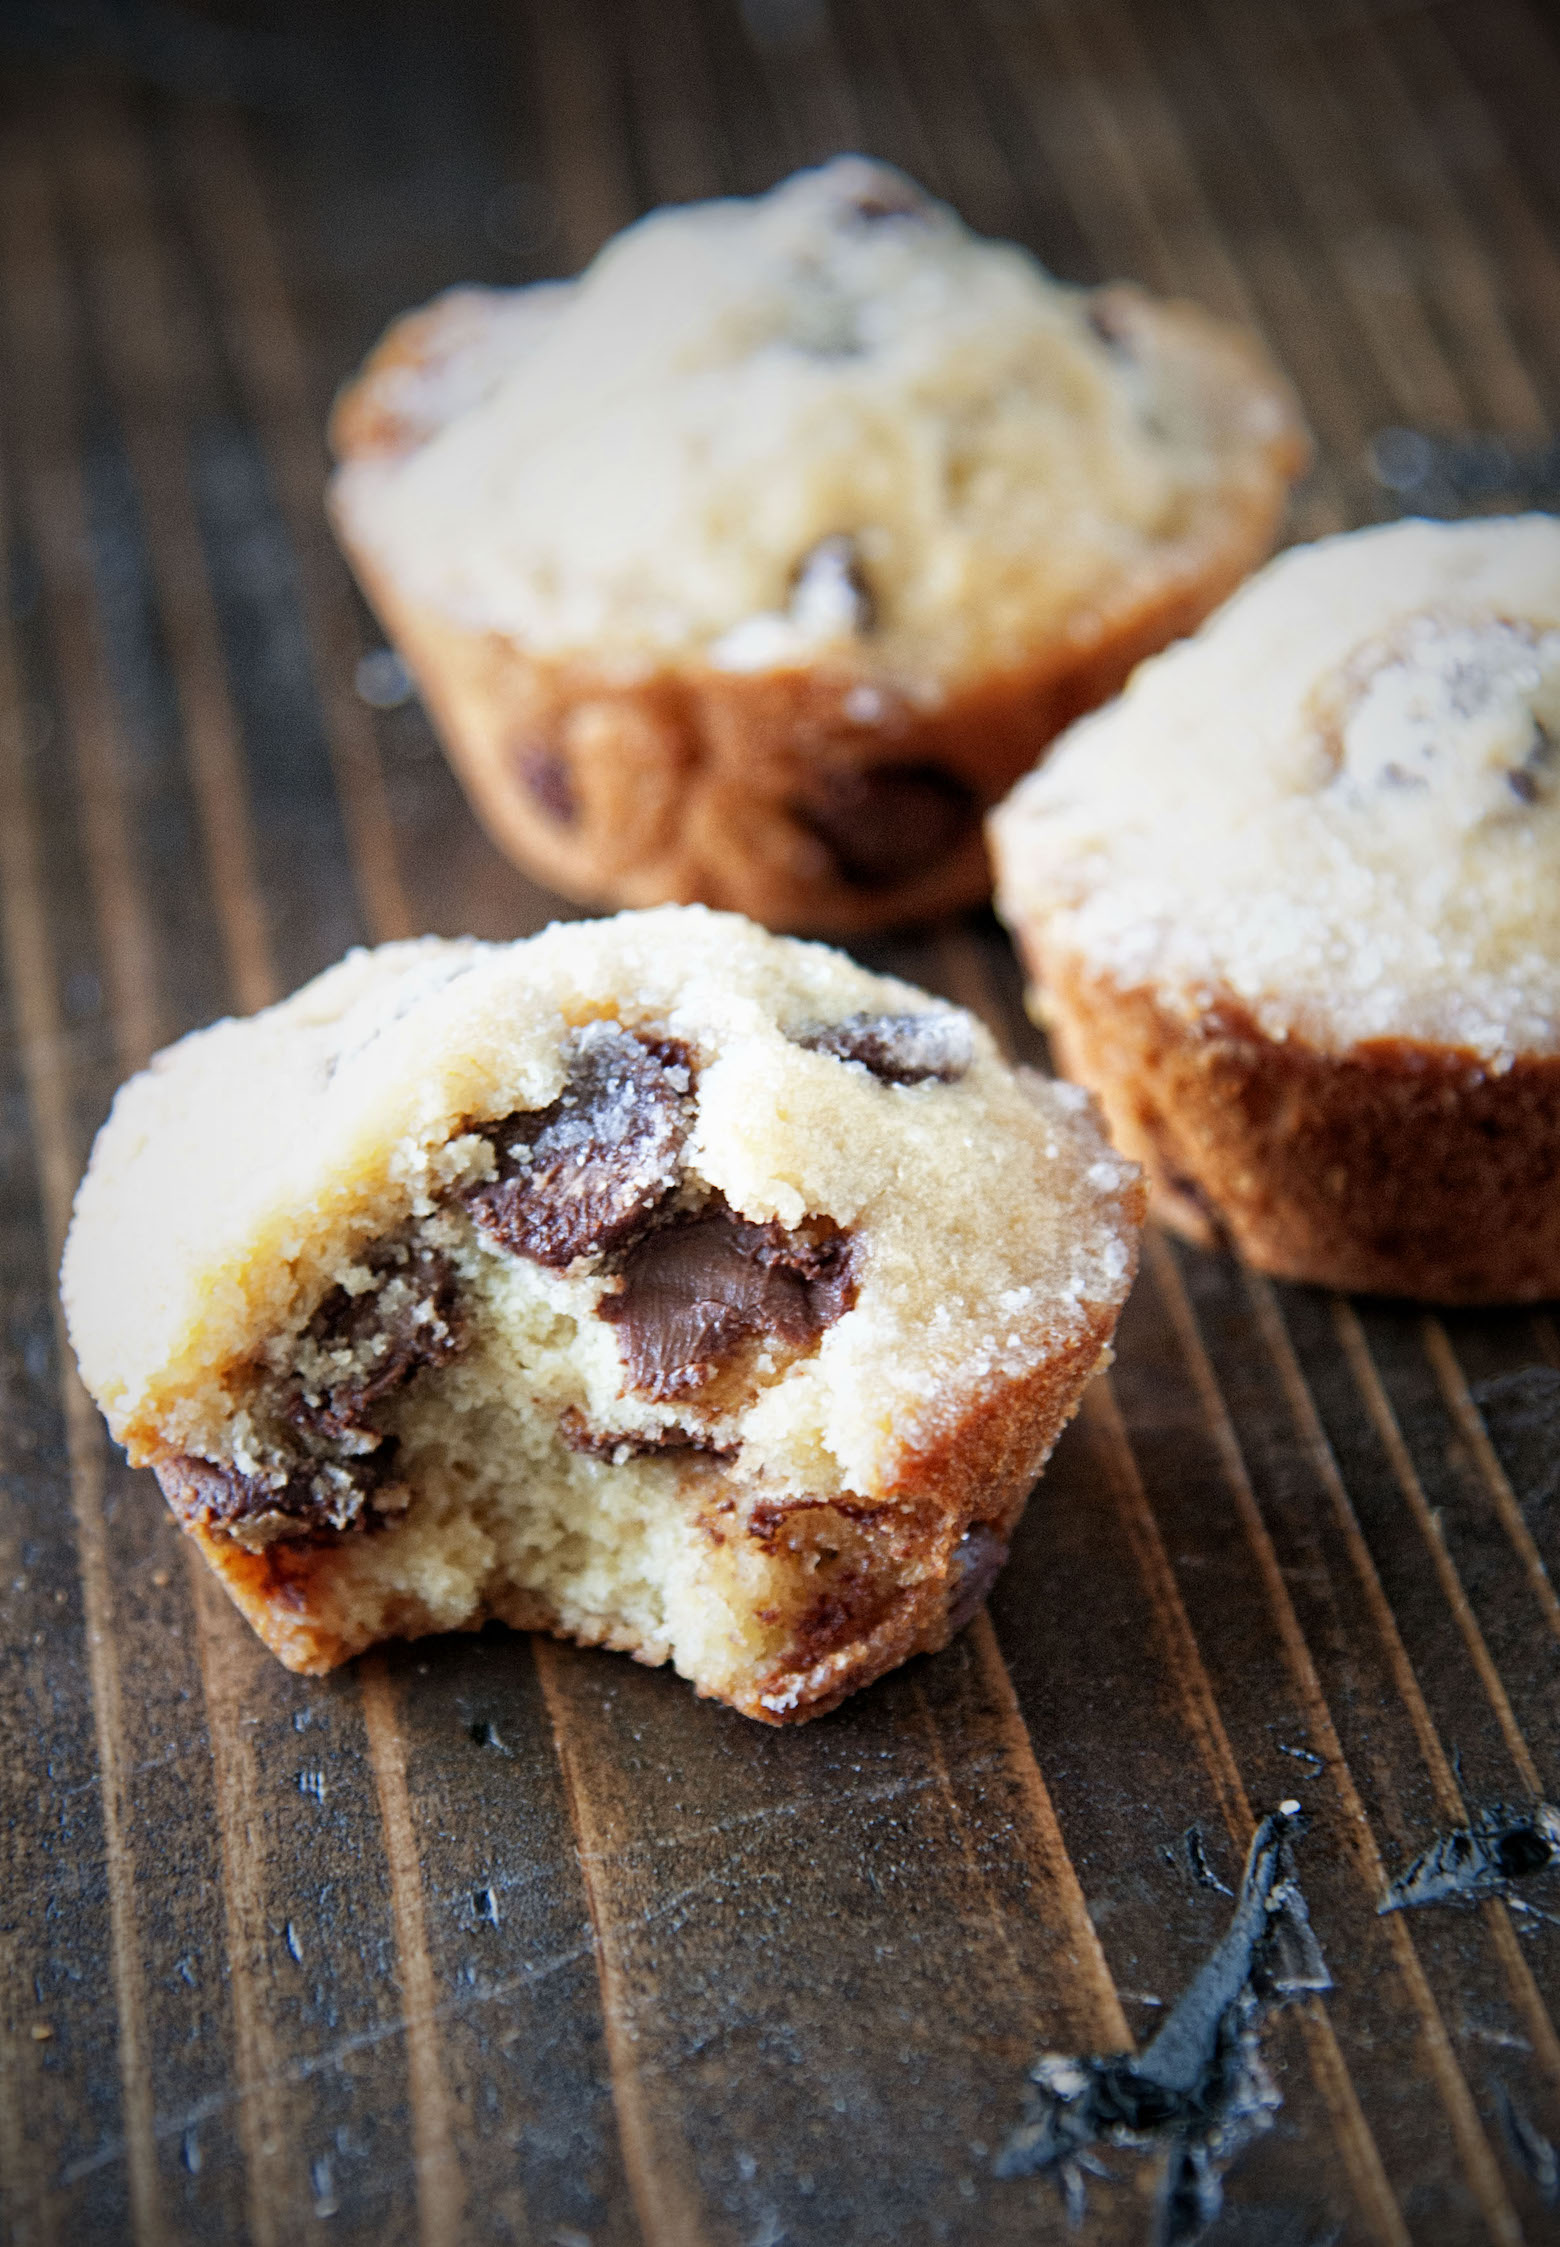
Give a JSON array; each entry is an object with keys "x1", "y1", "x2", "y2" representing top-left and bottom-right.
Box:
[
  {"x1": 339, "y1": 536, "x2": 1289, "y2": 938},
  {"x1": 162, "y1": 1305, "x2": 1119, "y2": 1724},
  {"x1": 1033, "y1": 954, "x2": 1560, "y2": 1303}
]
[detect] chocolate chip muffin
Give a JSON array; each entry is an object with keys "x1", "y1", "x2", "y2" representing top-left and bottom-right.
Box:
[
  {"x1": 992, "y1": 515, "x2": 1560, "y2": 1303},
  {"x1": 329, "y1": 157, "x2": 1307, "y2": 937},
  {"x1": 62, "y1": 908, "x2": 1143, "y2": 1721}
]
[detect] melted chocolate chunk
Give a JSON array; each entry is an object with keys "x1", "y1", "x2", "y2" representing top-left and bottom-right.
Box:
[
  {"x1": 158, "y1": 1445, "x2": 399, "y2": 1539},
  {"x1": 170, "y1": 1235, "x2": 468, "y2": 1543},
  {"x1": 289, "y1": 1240, "x2": 465, "y2": 1445},
  {"x1": 557, "y1": 1407, "x2": 734, "y2": 1461},
  {"x1": 515, "y1": 743, "x2": 577, "y2": 825},
  {"x1": 598, "y1": 1201, "x2": 858, "y2": 1401},
  {"x1": 795, "y1": 1008, "x2": 973, "y2": 1085},
  {"x1": 946, "y1": 1521, "x2": 1009, "y2": 1633},
  {"x1": 789, "y1": 534, "x2": 875, "y2": 634},
  {"x1": 465, "y1": 1022, "x2": 693, "y2": 1268},
  {"x1": 793, "y1": 762, "x2": 977, "y2": 888}
]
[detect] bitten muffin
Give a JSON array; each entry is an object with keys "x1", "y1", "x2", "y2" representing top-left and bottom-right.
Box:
[
  {"x1": 329, "y1": 157, "x2": 1307, "y2": 937},
  {"x1": 62, "y1": 908, "x2": 1143, "y2": 1722},
  {"x1": 991, "y1": 515, "x2": 1560, "y2": 1304}
]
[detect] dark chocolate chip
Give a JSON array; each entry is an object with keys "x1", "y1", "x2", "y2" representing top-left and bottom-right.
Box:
[
  {"x1": 792, "y1": 761, "x2": 977, "y2": 889},
  {"x1": 1508, "y1": 715, "x2": 1555, "y2": 805},
  {"x1": 157, "y1": 1446, "x2": 398, "y2": 1539},
  {"x1": 945, "y1": 1521, "x2": 1009, "y2": 1633},
  {"x1": 795, "y1": 1009, "x2": 973, "y2": 1085},
  {"x1": 789, "y1": 533, "x2": 875, "y2": 634},
  {"x1": 598, "y1": 1199, "x2": 857, "y2": 1401},
  {"x1": 516, "y1": 743, "x2": 577, "y2": 825},
  {"x1": 290, "y1": 1241, "x2": 466, "y2": 1445},
  {"x1": 465, "y1": 1022, "x2": 693, "y2": 1269},
  {"x1": 557, "y1": 1406, "x2": 735, "y2": 1461},
  {"x1": 836, "y1": 171, "x2": 930, "y2": 225},
  {"x1": 1085, "y1": 296, "x2": 1134, "y2": 353}
]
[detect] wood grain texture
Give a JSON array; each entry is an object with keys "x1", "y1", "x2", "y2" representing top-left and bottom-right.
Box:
[{"x1": 5, "y1": 3, "x2": 1560, "y2": 2240}]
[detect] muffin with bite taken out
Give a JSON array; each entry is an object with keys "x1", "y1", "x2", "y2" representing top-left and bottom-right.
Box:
[{"x1": 62, "y1": 907, "x2": 1145, "y2": 1721}]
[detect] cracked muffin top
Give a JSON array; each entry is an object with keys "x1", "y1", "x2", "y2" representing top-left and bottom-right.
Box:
[
  {"x1": 330, "y1": 156, "x2": 1304, "y2": 692},
  {"x1": 62, "y1": 907, "x2": 1141, "y2": 1515},
  {"x1": 992, "y1": 515, "x2": 1560, "y2": 1067}
]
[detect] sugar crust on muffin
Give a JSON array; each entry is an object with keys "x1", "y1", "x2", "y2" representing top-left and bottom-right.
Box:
[
  {"x1": 329, "y1": 157, "x2": 1307, "y2": 934},
  {"x1": 63, "y1": 908, "x2": 1143, "y2": 1719},
  {"x1": 991, "y1": 515, "x2": 1560, "y2": 1302}
]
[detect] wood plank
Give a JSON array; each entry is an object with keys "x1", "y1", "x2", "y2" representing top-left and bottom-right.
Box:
[
  {"x1": 10, "y1": 2, "x2": 1560, "y2": 2235},
  {"x1": 0, "y1": 448, "x2": 153, "y2": 2247},
  {"x1": 925, "y1": 931, "x2": 1410, "y2": 2244}
]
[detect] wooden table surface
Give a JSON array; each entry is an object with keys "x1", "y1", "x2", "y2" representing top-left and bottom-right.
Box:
[{"x1": 5, "y1": 3, "x2": 1560, "y2": 2241}]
